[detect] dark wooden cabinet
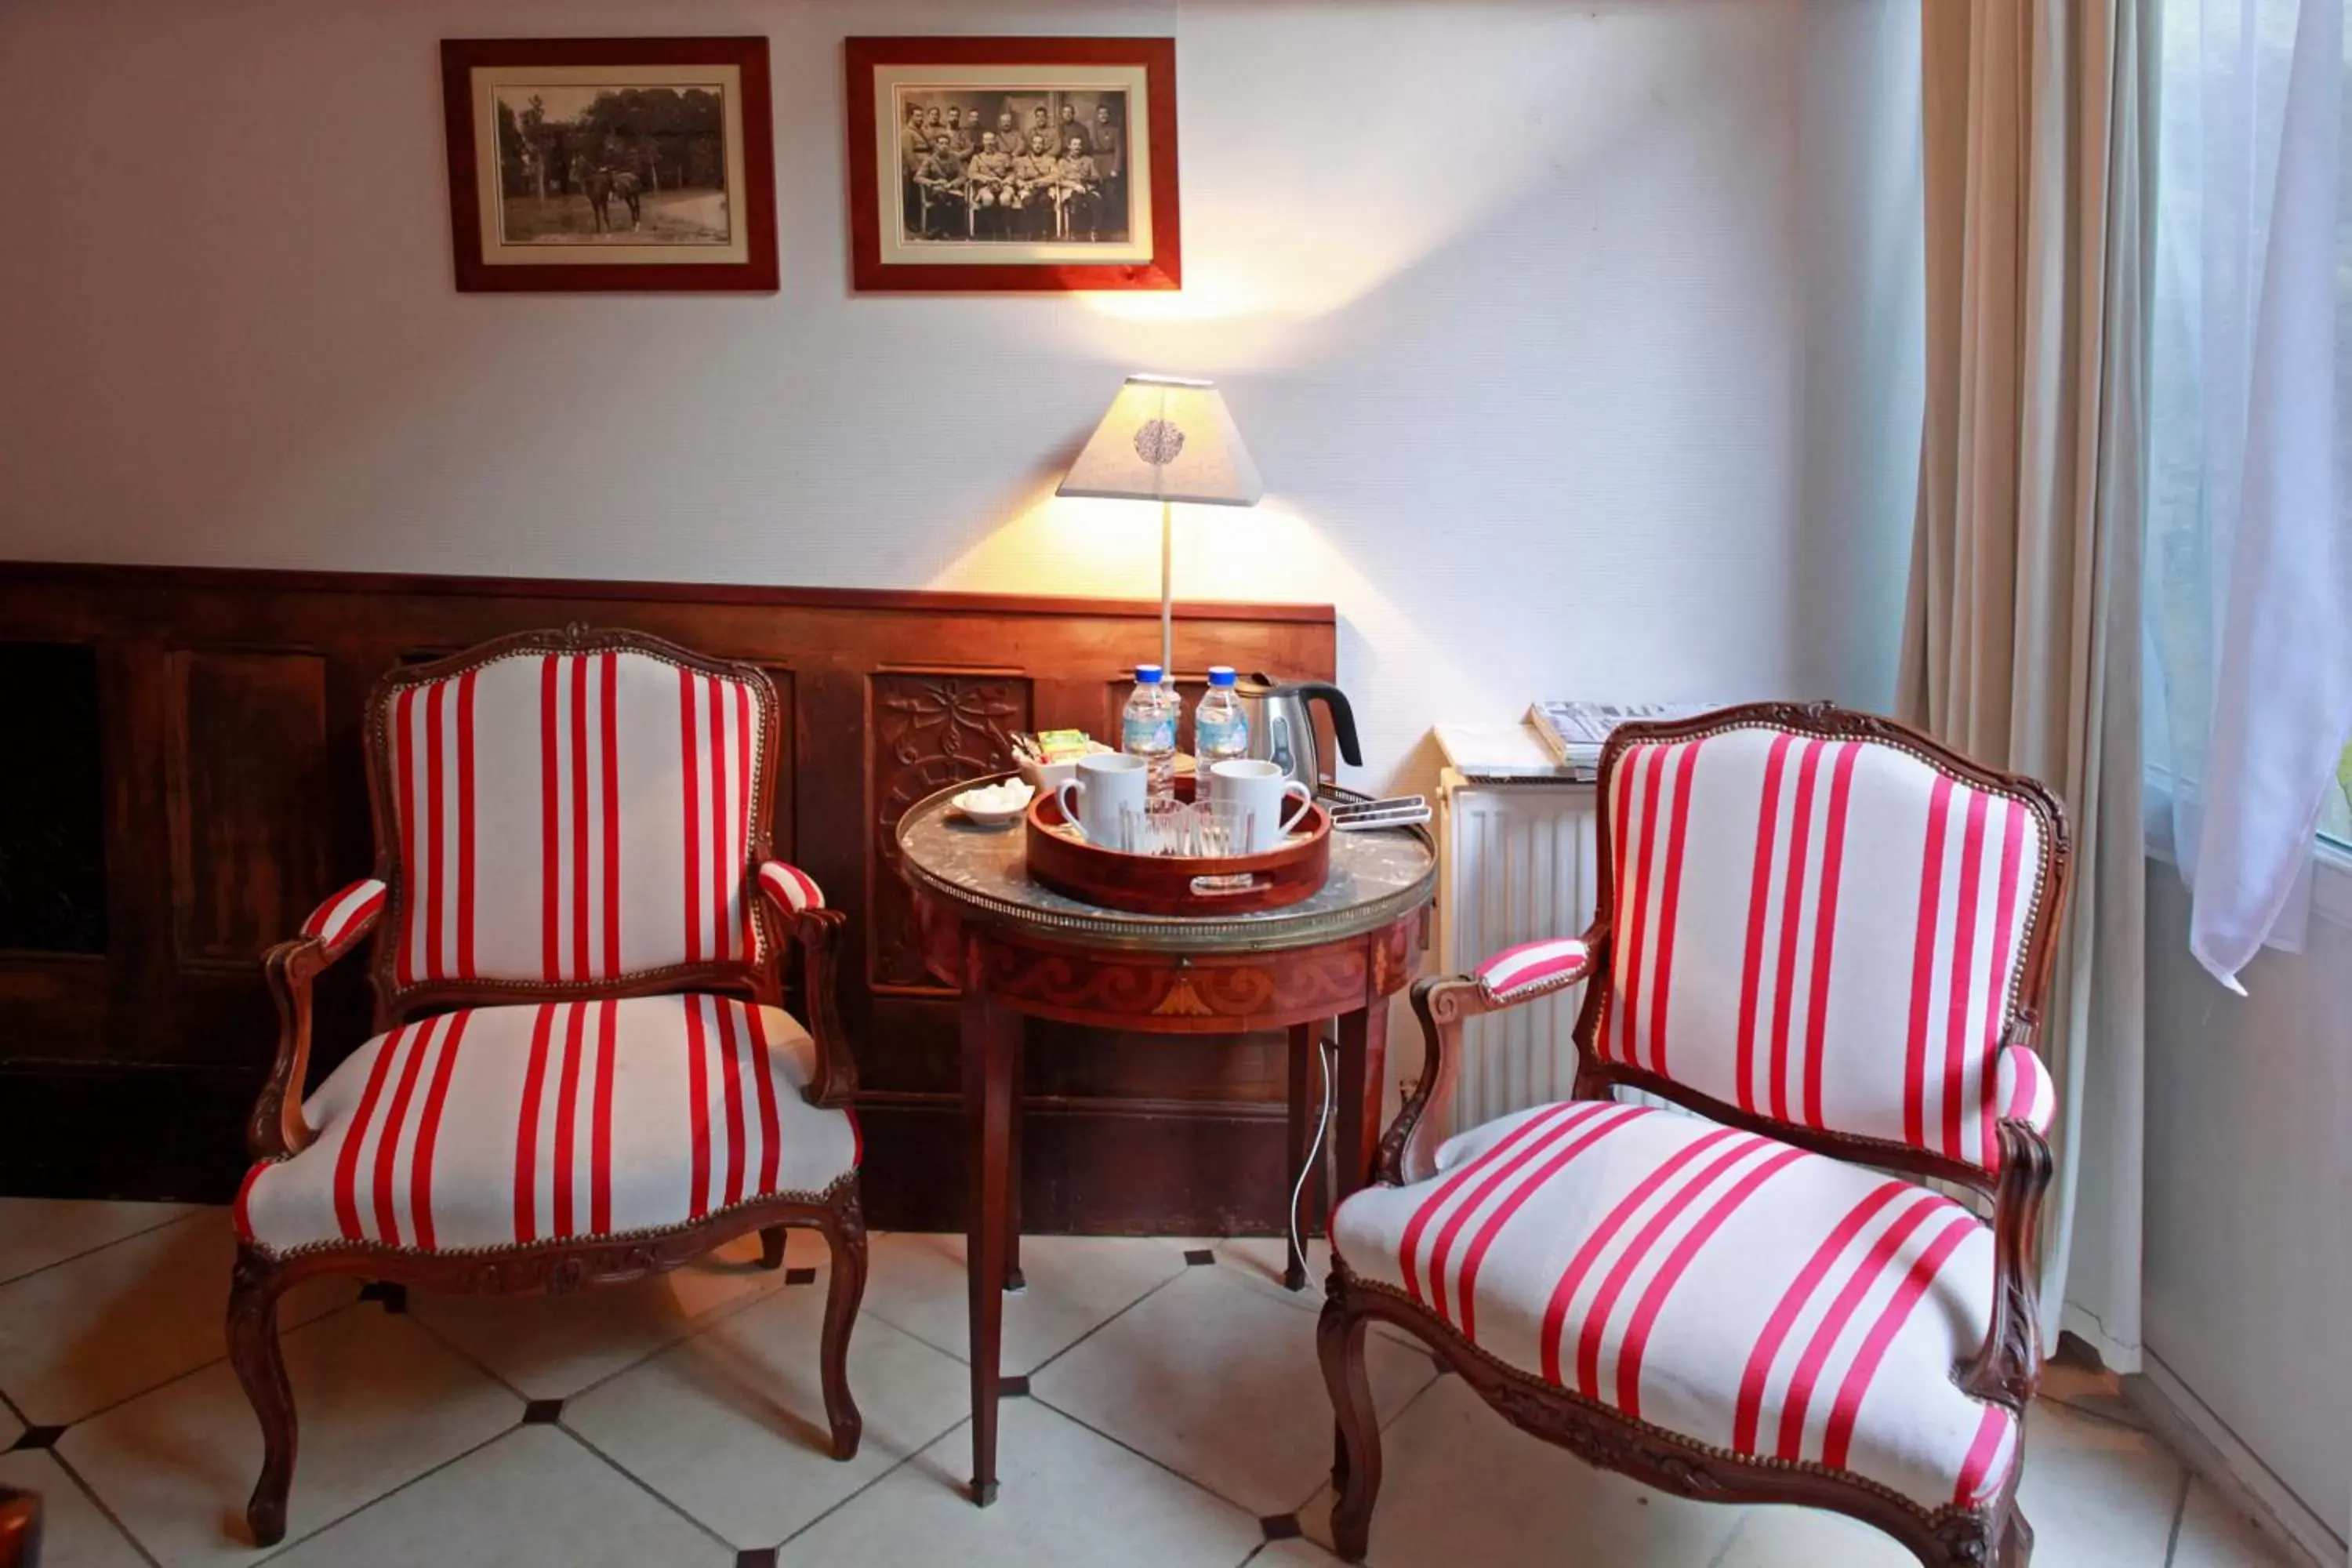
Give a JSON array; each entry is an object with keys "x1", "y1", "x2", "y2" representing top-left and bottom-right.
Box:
[{"x1": 0, "y1": 561, "x2": 1336, "y2": 1230}]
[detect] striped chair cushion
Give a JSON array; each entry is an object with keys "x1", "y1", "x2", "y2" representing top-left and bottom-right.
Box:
[
  {"x1": 235, "y1": 995, "x2": 857, "y2": 1255},
  {"x1": 1993, "y1": 1045, "x2": 2055, "y2": 1135},
  {"x1": 757, "y1": 860, "x2": 825, "y2": 914},
  {"x1": 1475, "y1": 938, "x2": 1592, "y2": 1003},
  {"x1": 1598, "y1": 725, "x2": 2049, "y2": 1172},
  {"x1": 1333, "y1": 1102, "x2": 2016, "y2": 1512},
  {"x1": 378, "y1": 648, "x2": 769, "y2": 989},
  {"x1": 302, "y1": 879, "x2": 386, "y2": 957}
]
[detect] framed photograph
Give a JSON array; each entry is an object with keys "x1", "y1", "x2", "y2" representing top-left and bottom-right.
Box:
[
  {"x1": 440, "y1": 37, "x2": 779, "y2": 292},
  {"x1": 845, "y1": 36, "x2": 1180, "y2": 292}
]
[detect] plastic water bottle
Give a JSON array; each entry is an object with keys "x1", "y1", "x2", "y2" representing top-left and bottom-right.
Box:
[
  {"x1": 1122, "y1": 663, "x2": 1178, "y2": 806},
  {"x1": 1194, "y1": 666, "x2": 1249, "y2": 777}
]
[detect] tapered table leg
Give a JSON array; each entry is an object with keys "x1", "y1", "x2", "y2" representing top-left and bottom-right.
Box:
[
  {"x1": 1334, "y1": 1000, "x2": 1388, "y2": 1207},
  {"x1": 1004, "y1": 1021, "x2": 1025, "y2": 1293},
  {"x1": 1285, "y1": 1022, "x2": 1319, "y2": 1290},
  {"x1": 962, "y1": 971, "x2": 1019, "y2": 1507}
]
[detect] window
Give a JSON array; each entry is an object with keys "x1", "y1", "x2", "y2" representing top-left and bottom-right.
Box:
[{"x1": 2143, "y1": 0, "x2": 2352, "y2": 887}]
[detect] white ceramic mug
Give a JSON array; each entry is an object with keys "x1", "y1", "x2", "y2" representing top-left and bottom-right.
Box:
[
  {"x1": 1057, "y1": 753, "x2": 1149, "y2": 847},
  {"x1": 1207, "y1": 758, "x2": 1314, "y2": 852}
]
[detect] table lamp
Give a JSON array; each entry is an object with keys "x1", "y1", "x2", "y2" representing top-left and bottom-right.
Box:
[{"x1": 1057, "y1": 376, "x2": 1263, "y2": 674}]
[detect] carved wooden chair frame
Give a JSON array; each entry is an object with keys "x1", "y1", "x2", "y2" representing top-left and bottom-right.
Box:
[
  {"x1": 1320, "y1": 702, "x2": 2073, "y2": 1568},
  {"x1": 229, "y1": 626, "x2": 866, "y2": 1548}
]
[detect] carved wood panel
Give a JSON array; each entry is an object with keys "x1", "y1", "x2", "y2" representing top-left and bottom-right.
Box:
[
  {"x1": 165, "y1": 650, "x2": 329, "y2": 969},
  {"x1": 868, "y1": 672, "x2": 1031, "y2": 992}
]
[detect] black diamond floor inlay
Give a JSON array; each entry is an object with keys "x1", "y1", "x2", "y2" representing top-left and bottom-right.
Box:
[
  {"x1": 735, "y1": 1549, "x2": 779, "y2": 1568},
  {"x1": 521, "y1": 1399, "x2": 564, "y2": 1425},
  {"x1": 9, "y1": 1425, "x2": 64, "y2": 1452},
  {"x1": 1183, "y1": 1248, "x2": 1216, "y2": 1266},
  {"x1": 1000, "y1": 1374, "x2": 1031, "y2": 1397},
  {"x1": 784, "y1": 1266, "x2": 817, "y2": 1286},
  {"x1": 358, "y1": 1281, "x2": 408, "y2": 1314},
  {"x1": 1260, "y1": 1512, "x2": 1303, "y2": 1542}
]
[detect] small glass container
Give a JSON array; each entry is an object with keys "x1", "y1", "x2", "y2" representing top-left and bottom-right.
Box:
[
  {"x1": 1123, "y1": 800, "x2": 1196, "y2": 857},
  {"x1": 1190, "y1": 800, "x2": 1254, "y2": 860}
]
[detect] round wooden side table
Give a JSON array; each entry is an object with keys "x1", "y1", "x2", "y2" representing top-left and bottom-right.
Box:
[{"x1": 897, "y1": 777, "x2": 1437, "y2": 1506}]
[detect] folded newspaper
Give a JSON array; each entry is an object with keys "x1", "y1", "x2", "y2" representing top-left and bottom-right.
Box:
[{"x1": 1526, "y1": 701, "x2": 1719, "y2": 777}]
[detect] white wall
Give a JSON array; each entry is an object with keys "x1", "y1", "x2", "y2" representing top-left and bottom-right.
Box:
[
  {"x1": 0, "y1": 0, "x2": 1922, "y2": 794},
  {"x1": 2143, "y1": 869, "x2": 2352, "y2": 1545}
]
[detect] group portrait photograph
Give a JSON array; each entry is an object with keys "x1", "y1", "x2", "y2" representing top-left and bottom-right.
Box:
[{"x1": 894, "y1": 87, "x2": 1130, "y2": 245}]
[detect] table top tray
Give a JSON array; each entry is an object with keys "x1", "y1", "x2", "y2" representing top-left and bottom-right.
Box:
[
  {"x1": 895, "y1": 774, "x2": 1436, "y2": 953},
  {"x1": 1024, "y1": 776, "x2": 1331, "y2": 916}
]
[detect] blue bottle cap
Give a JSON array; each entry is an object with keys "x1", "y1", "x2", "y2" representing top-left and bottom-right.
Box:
[
  {"x1": 1135, "y1": 663, "x2": 1163, "y2": 684},
  {"x1": 1207, "y1": 666, "x2": 1236, "y2": 686}
]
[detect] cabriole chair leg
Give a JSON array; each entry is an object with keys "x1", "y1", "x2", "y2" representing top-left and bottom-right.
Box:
[
  {"x1": 1318, "y1": 1287, "x2": 1383, "y2": 1563},
  {"x1": 226, "y1": 1246, "x2": 297, "y2": 1546},
  {"x1": 759, "y1": 1225, "x2": 789, "y2": 1270},
  {"x1": 819, "y1": 1197, "x2": 869, "y2": 1461}
]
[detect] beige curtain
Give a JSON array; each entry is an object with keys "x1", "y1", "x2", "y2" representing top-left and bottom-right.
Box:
[{"x1": 1902, "y1": 0, "x2": 2153, "y2": 1369}]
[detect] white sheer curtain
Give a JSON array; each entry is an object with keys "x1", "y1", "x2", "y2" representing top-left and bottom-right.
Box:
[{"x1": 2145, "y1": 0, "x2": 2352, "y2": 992}]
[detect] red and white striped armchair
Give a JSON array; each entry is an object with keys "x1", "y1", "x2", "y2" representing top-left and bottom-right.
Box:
[
  {"x1": 1321, "y1": 703, "x2": 2070, "y2": 1567},
  {"x1": 227, "y1": 627, "x2": 865, "y2": 1547}
]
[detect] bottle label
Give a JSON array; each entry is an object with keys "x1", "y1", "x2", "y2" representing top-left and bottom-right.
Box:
[
  {"x1": 1196, "y1": 714, "x2": 1247, "y2": 758},
  {"x1": 1123, "y1": 712, "x2": 1175, "y2": 753}
]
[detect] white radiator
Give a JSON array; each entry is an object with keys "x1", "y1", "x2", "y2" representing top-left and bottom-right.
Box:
[{"x1": 1432, "y1": 730, "x2": 1605, "y2": 1133}]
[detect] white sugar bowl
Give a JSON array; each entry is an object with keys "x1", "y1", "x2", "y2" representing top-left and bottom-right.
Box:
[{"x1": 953, "y1": 779, "x2": 1036, "y2": 829}]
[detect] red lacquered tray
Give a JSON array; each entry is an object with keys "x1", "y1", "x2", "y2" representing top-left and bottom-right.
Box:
[{"x1": 1025, "y1": 775, "x2": 1332, "y2": 915}]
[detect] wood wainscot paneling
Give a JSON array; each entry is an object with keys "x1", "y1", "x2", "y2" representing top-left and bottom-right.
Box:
[
  {"x1": 0, "y1": 562, "x2": 1338, "y2": 1233},
  {"x1": 868, "y1": 671, "x2": 1033, "y2": 996}
]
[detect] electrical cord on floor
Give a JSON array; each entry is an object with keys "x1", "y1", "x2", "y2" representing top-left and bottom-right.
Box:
[{"x1": 1288, "y1": 1035, "x2": 1338, "y2": 1279}]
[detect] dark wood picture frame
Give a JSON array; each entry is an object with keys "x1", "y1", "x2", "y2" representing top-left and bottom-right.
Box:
[
  {"x1": 844, "y1": 35, "x2": 1181, "y2": 293},
  {"x1": 440, "y1": 36, "x2": 780, "y2": 293}
]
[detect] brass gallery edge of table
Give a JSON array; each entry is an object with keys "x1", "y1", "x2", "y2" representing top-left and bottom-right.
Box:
[{"x1": 894, "y1": 777, "x2": 1438, "y2": 1507}]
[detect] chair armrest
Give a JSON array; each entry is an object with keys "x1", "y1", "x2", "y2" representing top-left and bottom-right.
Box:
[
  {"x1": 252, "y1": 879, "x2": 385, "y2": 1160},
  {"x1": 757, "y1": 861, "x2": 858, "y2": 1109},
  {"x1": 1994, "y1": 1044, "x2": 2056, "y2": 1136},
  {"x1": 757, "y1": 859, "x2": 825, "y2": 916},
  {"x1": 1956, "y1": 1118, "x2": 2054, "y2": 1410},
  {"x1": 1379, "y1": 928, "x2": 1607, "y2": 1187},
  {"x1": 299, "y1": 878, "x2": 387, "y2": 963},
  {"x1": 1472, "y1": 937, "x2": 1596, "y2": 1006}
]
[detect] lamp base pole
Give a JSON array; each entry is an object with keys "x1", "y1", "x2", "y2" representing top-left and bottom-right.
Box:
[{"x1": 1160, "y1": 498, "x2": 1174, "y2": 677}]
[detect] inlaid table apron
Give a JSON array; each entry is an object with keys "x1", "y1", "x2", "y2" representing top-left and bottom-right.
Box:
[{"x1": 895, "y1": 777, "x2": 1437, "y2": 1505}]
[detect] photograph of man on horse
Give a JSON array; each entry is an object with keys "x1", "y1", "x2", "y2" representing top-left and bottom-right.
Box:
[
  {"x1": 494, "y1": 84, "x2": 731, "y2": 245},
  {"x1": 570, "y1": 155, "x2": 644, "y2": 233}
]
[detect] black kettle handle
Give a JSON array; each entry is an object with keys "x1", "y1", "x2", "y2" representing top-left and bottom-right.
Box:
[{"x1": 1294, "y1": 682, "x2": 1363, "y2": 770}]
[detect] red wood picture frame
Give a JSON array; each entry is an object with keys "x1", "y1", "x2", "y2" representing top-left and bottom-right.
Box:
[
  {"x1": 845, "y1": 36, "x2": 1181, "y2": 293},
  {"x1": 441, "y1": 37, "x2": 779, "y2": 293}
]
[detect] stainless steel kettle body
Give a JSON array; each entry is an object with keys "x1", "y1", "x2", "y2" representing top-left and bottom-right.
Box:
[{"x1": 1235, "y1": 675, "x2": 1363, "y2": 795}]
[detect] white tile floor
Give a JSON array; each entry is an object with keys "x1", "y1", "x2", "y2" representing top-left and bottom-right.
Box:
[{"x1": 0, "y1": 1197, "x2": 2304, "y2": 1567}]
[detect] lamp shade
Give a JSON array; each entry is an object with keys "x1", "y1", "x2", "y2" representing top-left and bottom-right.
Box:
[{"x1": 1055, "y1": 376, "x2": 1263, "y2": 507}]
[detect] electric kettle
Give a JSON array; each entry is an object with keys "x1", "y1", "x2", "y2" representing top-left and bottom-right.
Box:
[{"x1": 1235, "y1": 675, "x2": 1362, "y2": 795}]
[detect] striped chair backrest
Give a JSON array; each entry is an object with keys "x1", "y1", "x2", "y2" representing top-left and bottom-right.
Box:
[
  {"x1": 370, "y1": 639, "x2": 771, "y2": 992},
  {"x1": 1593, "y1": 717, "x2": 2056, "y2": 1174}
]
